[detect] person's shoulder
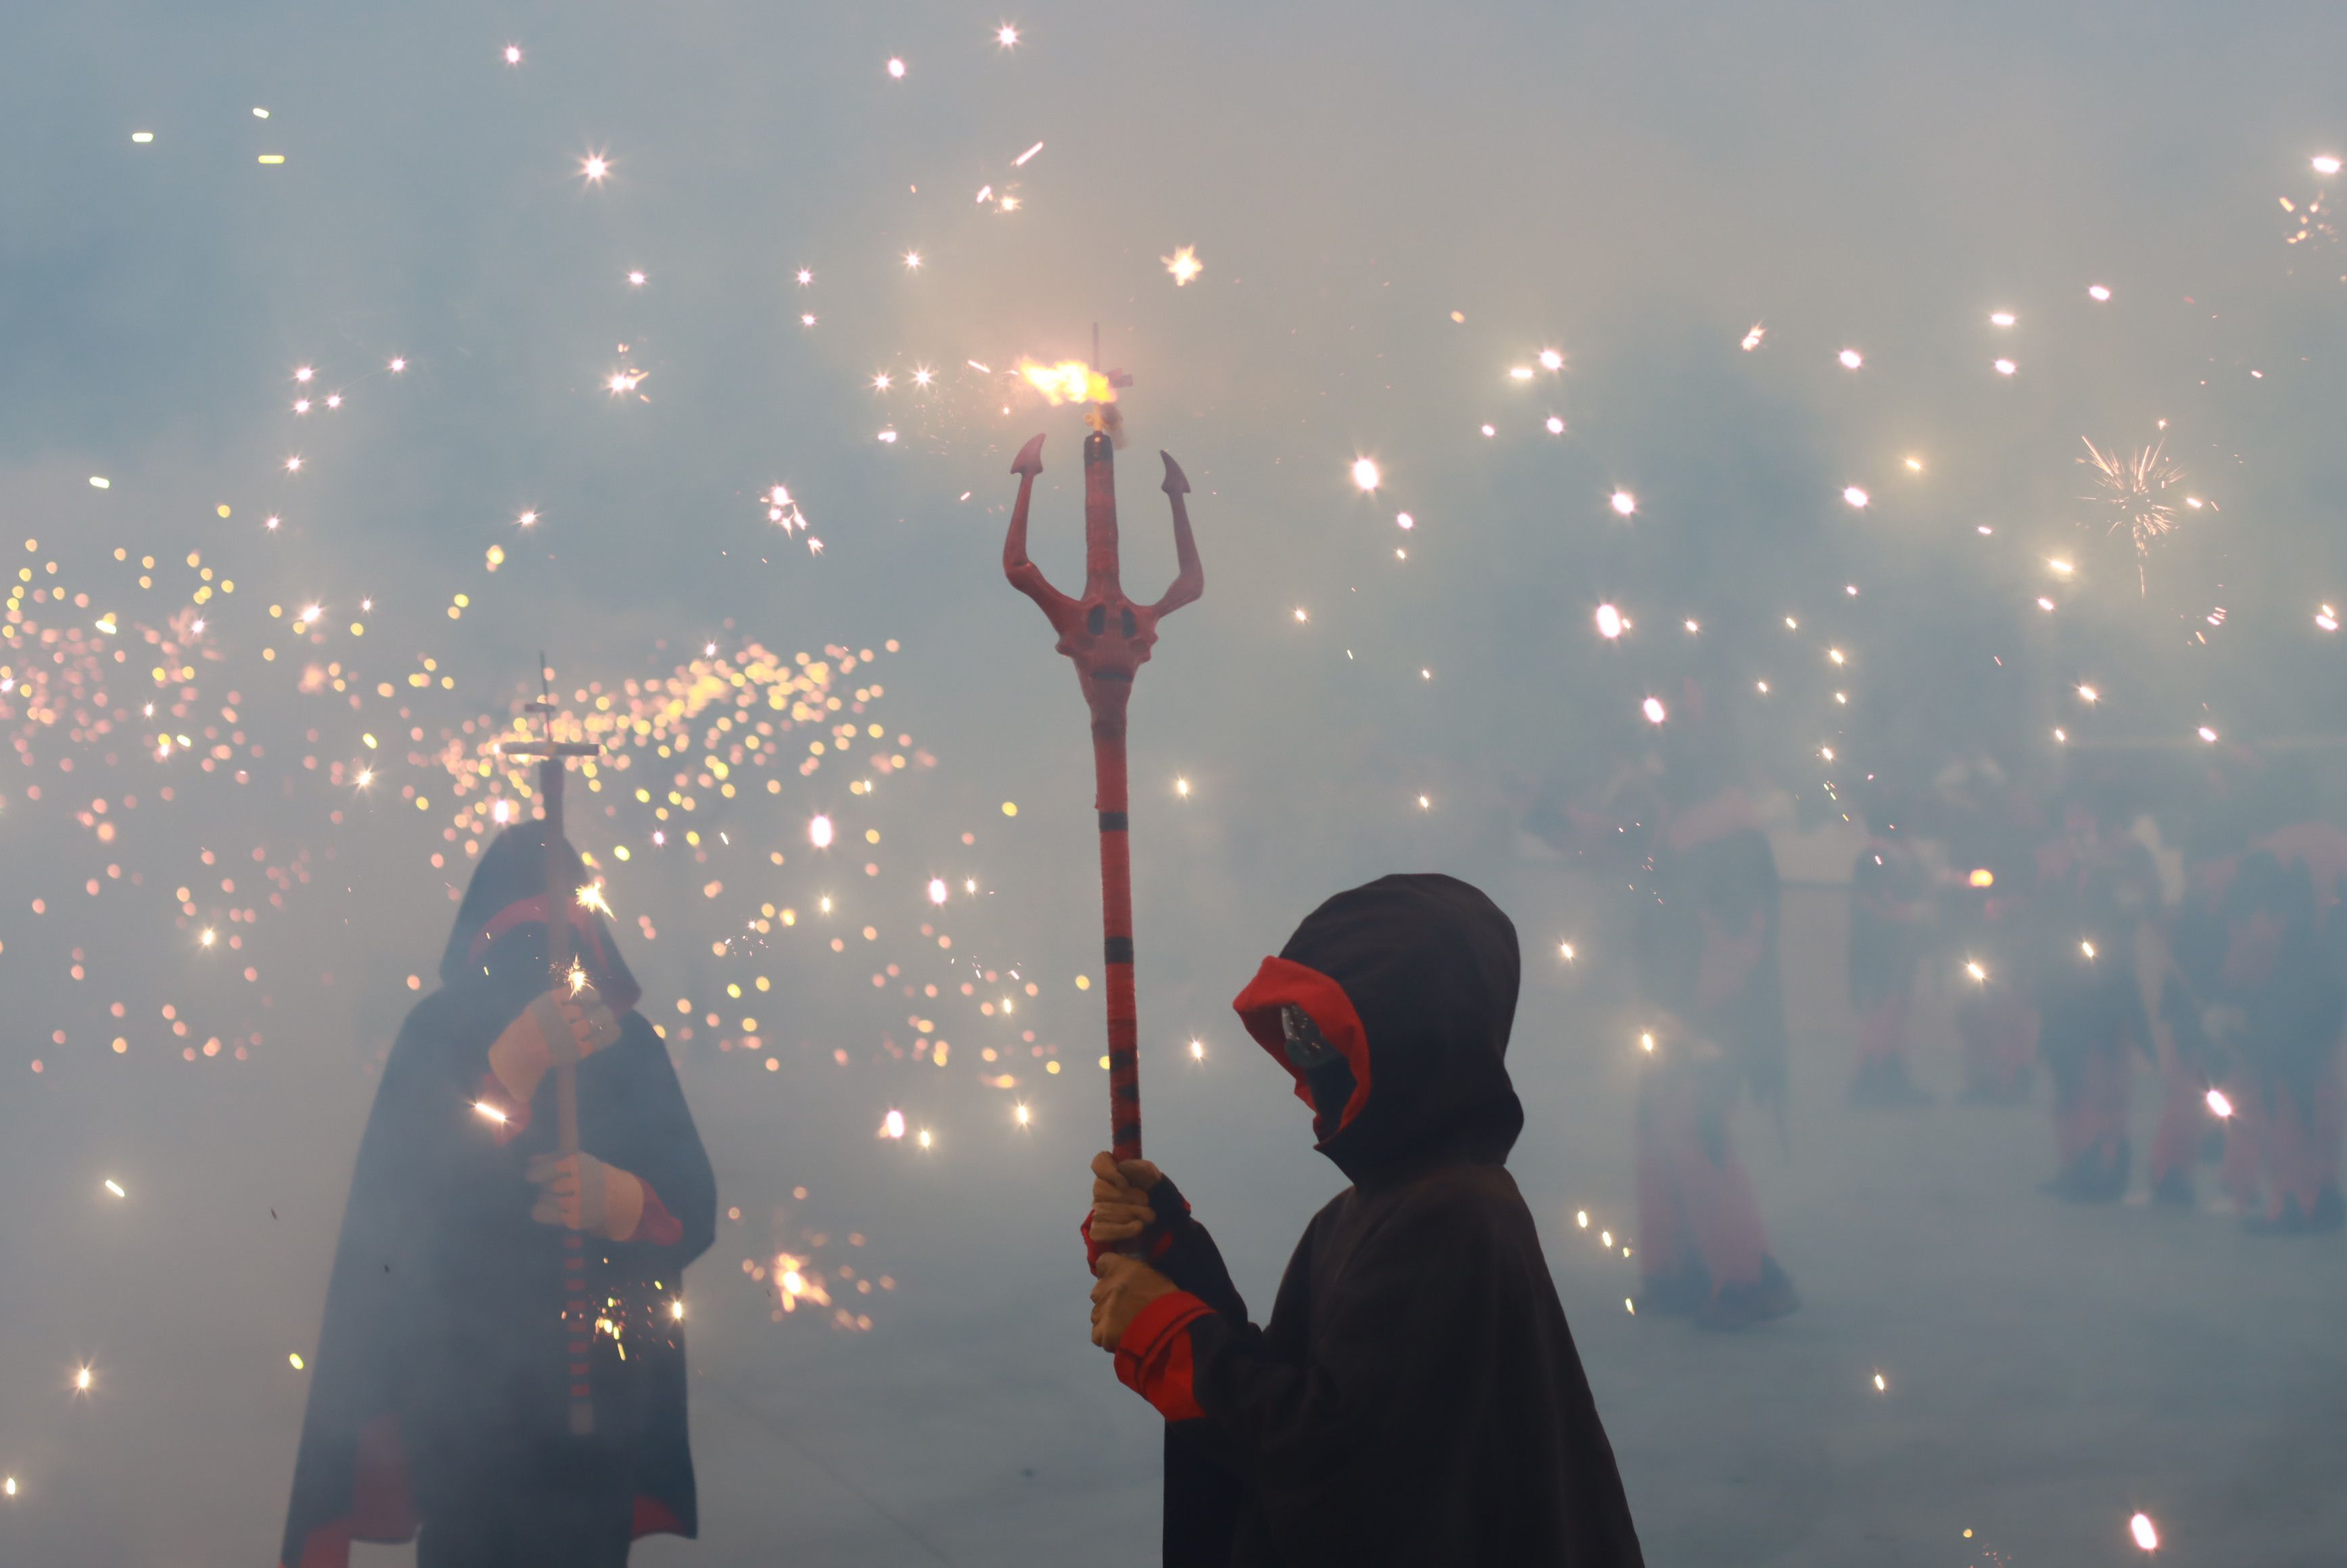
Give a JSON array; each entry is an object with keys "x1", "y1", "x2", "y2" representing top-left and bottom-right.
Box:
[{"x1": 1384, "y1": 1164, "x2": 1535, "y2": 1244}]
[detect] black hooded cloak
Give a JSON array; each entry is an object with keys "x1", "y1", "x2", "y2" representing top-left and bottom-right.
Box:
[
  {"x1": 1109, "y1": 874, "x2": 1643, "y2": 1567},
  {"x1": 280, "y1": 825, "x2": 717, "y2": 1567}
]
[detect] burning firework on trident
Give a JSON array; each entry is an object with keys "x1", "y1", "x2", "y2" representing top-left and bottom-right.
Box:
[
  {"x1": 1004, "y1": 340, "x2": 1203, "y2": 1162},
  {"x1": 498, "y1": 660, "x2": 602, "y2": 1436}
]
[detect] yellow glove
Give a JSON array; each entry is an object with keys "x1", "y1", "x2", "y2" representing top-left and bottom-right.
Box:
[
  {"x1": 527, "y1": 1151, "x2": 648, "y2": 1241},
  {"x1": 486, "y1": 989, "x2": 623, "y2": 1106}
]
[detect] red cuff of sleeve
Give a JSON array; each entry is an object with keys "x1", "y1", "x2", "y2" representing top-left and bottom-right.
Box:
[
  {"x1": 473, "y1": 1072, "x2": 531, "y2": 1144},
  {"x1": 632, "y1": 1183, "x2": 685, "y2": 1247},
  {"x1": 1113, "y1": 1290, "x2": 1213, "y2": 1421}
]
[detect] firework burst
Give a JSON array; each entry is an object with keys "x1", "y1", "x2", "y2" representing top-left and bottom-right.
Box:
[{"x1": 2079, "y1": 436, "x2": 2185, "y2": 587}]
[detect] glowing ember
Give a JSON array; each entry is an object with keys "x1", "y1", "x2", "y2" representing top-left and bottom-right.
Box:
[{"x1": 1019, "y1": 360, "x2": 1115, "y2": 406}]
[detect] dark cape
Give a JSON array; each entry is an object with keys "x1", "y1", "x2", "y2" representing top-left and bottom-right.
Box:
[
  {"x1": 1117, "y1": 874, "x2": 1644, "y2": 1567},
  {"x1": 280, "y1": 826, "x2": 717, "y2": 1567}
]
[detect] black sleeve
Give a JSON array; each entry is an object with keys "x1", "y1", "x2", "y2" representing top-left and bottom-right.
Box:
[
  {"x1": 1147, "y1": 1177, "x2": 1249, "y2": 1321},
  {"x1": 595, "y1": 1014, "x2": 718, "y2": 1266}
]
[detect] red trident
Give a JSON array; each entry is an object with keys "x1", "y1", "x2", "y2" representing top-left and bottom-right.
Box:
[{"x1": 1004, "y1": 422, "x2": 1203, "y2": 1161}]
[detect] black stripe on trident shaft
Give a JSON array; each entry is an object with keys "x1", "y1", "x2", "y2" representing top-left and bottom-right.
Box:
[
  {"x1": 1098, "y1": 811, "x2": 1129, "y2": 832},
  {"x1": 1104, "y1": 935, "x2": 1135, "y2": 964}
]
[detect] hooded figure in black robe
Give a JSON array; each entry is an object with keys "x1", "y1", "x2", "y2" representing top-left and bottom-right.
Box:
[
  {"x1": 1085, "y1": 873, "x2": 1644, "y2": 1567},
  {"x1": 280, "y1": 825, "x2": 717, "y2": 1568}
]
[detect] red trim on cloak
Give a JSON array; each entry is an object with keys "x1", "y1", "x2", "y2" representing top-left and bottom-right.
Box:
[
  {"x1": 285, "y1": 1413, "x2": 684, "y2": 1566},
  {"x1": 1232, "y1": 956, "x2": 1374, "y2": 1137},
  {"x1": 633, "y1": 1183, "x2": 685, "y2": 1247},
  {"x1": 1114, "y1": 1290, "x2": 1214, "y2": 1421}
]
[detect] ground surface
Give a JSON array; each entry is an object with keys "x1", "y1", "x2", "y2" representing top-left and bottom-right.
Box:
[{"x1": 5, "y1": 875, "x2": 2344, "y2": 1567}]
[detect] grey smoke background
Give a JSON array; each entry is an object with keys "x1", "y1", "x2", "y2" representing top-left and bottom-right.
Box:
[{"x1": 3, "y1": 1, "x2": 2346, "y2": 1563}]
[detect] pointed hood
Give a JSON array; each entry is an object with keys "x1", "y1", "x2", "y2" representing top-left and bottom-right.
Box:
[
  {"x1": 1233, "y1": 873, "x2": 1524, "y2": 1184},
  {"x1": 438, "y1": 822, "x2": 639, "y2": 1013}
]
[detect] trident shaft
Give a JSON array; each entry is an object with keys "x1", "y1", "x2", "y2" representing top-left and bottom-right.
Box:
[
  {"x1": 498, "y1": 664, "x2": 602, "y2": 1437},
  {"x1": 1005, "y1": 428, "x2": 1203, "y2": 1160}
]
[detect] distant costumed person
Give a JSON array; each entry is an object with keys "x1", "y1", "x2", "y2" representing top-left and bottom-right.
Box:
[{"x1": 281, "y1": 773, "x2": 715, "y2": 1564}]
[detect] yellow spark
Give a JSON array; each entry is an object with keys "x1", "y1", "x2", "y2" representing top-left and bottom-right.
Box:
[
  {"x1": 1014, "y1": 1102, "x2": 1031, "y2": 1127},
  {"x1": 2048, "y1": 558, "x2": 2075, "y2": 574},
  {"x1": 290, "y1": 1352, "x2": 306, "y2": 1370},
  {"x1": 1639, "y1": 1031, "x2": 1655, "y2": 1052},
  {"x1": 575, "y1": 881, "x2": 612, "y2": 916},
  {"x1": 1873, "y1": 1372, "x2": 1887, "y2": 1391},
  {"x1": 199, "y1": 928, "x2": 216, "y2": 948},
  {"x1": 1163, "y1": 245, "x2": 1203, "y2": 286},
  {"x1": 74, "y1": 1367, "x2": 93, "y2": 1392},
  {"x1": 1905, "y1": 456, "x2": 1923, "y2": 472},
  {"x1": 1175, "y1": 777, "x2": 1190, "y2": 797},
  {"x1": 1560, "y1": 942, "x2": 1576, "y2": 961},
  {"x1": 1190, "y1": 1039, "x2": 1205, "y2": 1060},
  {"x1": 1577, "y1": 1210, "x2": 1590, "y2": 1227},
  {"x1": 1741, "y1": 323, "x2": 1766, "y2": 350},
  {"x1": 1966, "y1": 961, "x2": 1987, "y2": 981},
  {"x1": 2081, "y1": 939, "x2": 2097, "y2": 959},
  {"x1": 1018, "y1": 360, "x2": 1115, "y2": 405}
]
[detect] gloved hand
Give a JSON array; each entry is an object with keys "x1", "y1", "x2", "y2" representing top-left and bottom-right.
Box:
[
  {"x1": 487, "y1": 989, "x2": 623, "y2": 1106},
  {"x1": 527, "y1": 1151, "x2": 648, "y2": 1242},
  {"x1": 1090, "y1": 1253, "x2": 1181, "y2": 1351},
  {"x1": 1087, "y1": 1150, "x2": 1164, "y2": 1248}
]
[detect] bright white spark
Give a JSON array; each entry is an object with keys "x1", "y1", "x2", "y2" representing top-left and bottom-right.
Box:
[
  {"x1": 389, "y1": 357, "x2": 406, "y2": 372},
  {"x1": 628, "y1": 270, "x2": 646, "y2": 286},
  {"x1": 1989, "y1": 311, "x2": 2016, "y2": 326},
  {"x1": 1545, "y1": 415, "x2": 1566, "y2": 434},
  {"x1": 1395, "y1": 512, "x2": 1414, "y2": 530},
  {"x1": 582, "y1": 155, "x2": 608, "y2": 182},
  {"x1": 1352, "y1": 457, "x2": 1380, "y2": 492},
  {"x1": 882, "y1": 1109, "x2": 906, "y2": 1140},
  {"x1": 517, "y1": 510, "x2": 538, "y2": 526},
  {"x1": 2315, "y1": 155, "x2": 2342, "y2": 176},
  {"x1": 1843, "y1": 486, "x2": 1869, "y2": 508},
  {"x1": 886, "y1": 56, "x2": 906, "y2": 78},
  {"x1": 2129, "y1": 1514, "x2": 2158, "y2": 1552},
  {"x1": 902, "y1": 251, "x2": 921, "y2": 270},
  {"x1": 504, "y1": 44, "x2": 522, "y2": 64},
  {"x1": 1993, "y1": 358, "x2": 2017, "y2": 375},
  {"x1": 2088, "y1": 284, "x2": 2112, "y2": 301},
  {"x1": 1539, "y1": 348, "x2": 1564, "y2": 370},
  {"x1": 809, "y1": 814, "x2": 833, "y2": 848},
  {"x1": 2198, "y1": 727, "x2": 2219, "y2": 743},
  {"x1": 1838, "y1": 348, "x2": 1863, "y2": 369},
  {"x1": 1611, "y1": 490, "x2": 1637, "y2": 516},
  {"x1": 2207, "y1": 1087, "x2": 2234, "y2": 1119},
  {"x1": 927, "y1": 878, "x2": 948, "y2": 905},
  {"x1": 997, "y1": 24, "x2": 1019, "y2": 48},
  {"x1": 1741, "y1": 323, "x2": 1766, "y2": 351},
  {"x1": 1595, "y1": 604, "x2": 1623, "y2": 639},
  {"x1": 1509, "y1": 366, "x2": 1534, "y2": 381},
  {"x1": 1642, "y1": 697, "x2": 1667, "y2": 725},
  {"x1": 1164, "y1": 245, "x2": 1203, "y2": 286},
  {"x1": 872, "y1": 372, "x2": 892, "y2": 391}
]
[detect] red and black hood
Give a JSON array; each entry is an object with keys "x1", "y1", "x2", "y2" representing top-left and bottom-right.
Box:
[
  {"x1": 437, "y1": 823, "x2": 639, "y2": 1013},
  {"x1": 1233, "y1": 873, "x2": 1524, "y2": 1184}
]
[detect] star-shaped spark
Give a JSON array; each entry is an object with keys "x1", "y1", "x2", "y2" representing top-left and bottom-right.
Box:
[{"x1": 2080, "y1": 436, "x2": 2185, "y2": 589}]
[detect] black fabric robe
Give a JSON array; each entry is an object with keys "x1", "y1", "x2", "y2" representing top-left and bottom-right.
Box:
[
  {"x1": 1117, "y1": 873, "x2": 1644, "y2": 1567},
  {"x1": 280, "y1": 827, "x2": 717, "y2": 1567}
]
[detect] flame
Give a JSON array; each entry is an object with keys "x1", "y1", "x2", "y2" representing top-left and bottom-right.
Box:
[{"x1": 1019, "y1": 360, "x2": 1117, "y2": 406}]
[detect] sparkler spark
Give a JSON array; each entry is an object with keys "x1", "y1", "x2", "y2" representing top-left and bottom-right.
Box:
[
  {"x1": 1610, "y1": 489, "x2": 1637, "y2": 516},
  {"x1": 1163, "y1": 245, "x2": 1203, "y2": 285},
  {"x1": 1019, "y1": 360, "x2": 1115, "y2": 406},
  {"x1": 581, "y1": 154, "x2": 609, "y2": 183},
  {"x1": 996, "y1": 24, "x2": 1019, "y2": 48},
  {"x1": 1351, "y1": 458, "x2": 1381, "y2": 492},
  {"x1": 1741, "y1": 323, "x2": 1766, "y2": 351},
  {"x1": 2129, "y1": 1513, "x2": 2158, "y2": 1551},
  {"x1": 2080, "y1": 436, "x2": 2185, "y2": 582},
  {"x1": 2206, "y1": 1087, "x2": 2234, "y2": 1119},
  {"x1": 1595, "y1": 604, "x2": 1623, "y2": 639}
]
